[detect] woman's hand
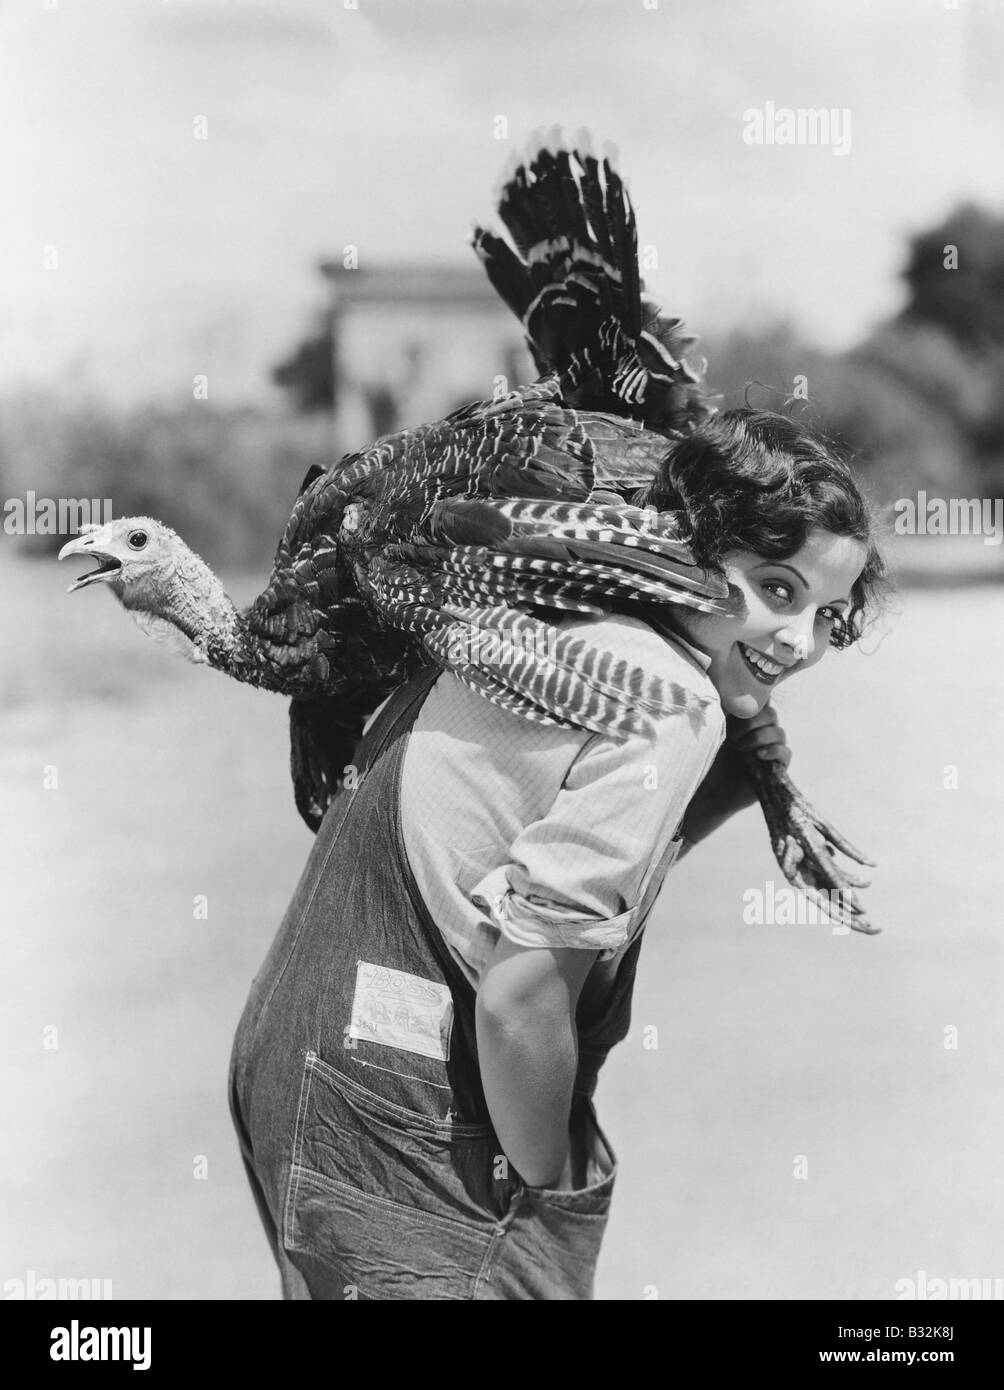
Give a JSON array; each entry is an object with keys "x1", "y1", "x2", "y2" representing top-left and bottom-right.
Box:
[{"x1": 680, "y1": 705, "x2": 791, "y2": 847}]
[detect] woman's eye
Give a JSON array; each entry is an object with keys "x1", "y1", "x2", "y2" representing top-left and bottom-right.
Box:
[
  {"x1": 817, "y1": 608, "x2": 839, "y2": 624},
  {"x1": 762, "y1": 581, "x2": 792, "y2": 602}
]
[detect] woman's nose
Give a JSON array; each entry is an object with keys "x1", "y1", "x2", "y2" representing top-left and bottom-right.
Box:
[{"x1": 776, "y1": 623, "x2": 814, "y2": 663}]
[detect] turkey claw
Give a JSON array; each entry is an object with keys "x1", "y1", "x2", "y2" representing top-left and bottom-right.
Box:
[{"x1": 745, "y1": 758, "x2": 880, "y2": 936}]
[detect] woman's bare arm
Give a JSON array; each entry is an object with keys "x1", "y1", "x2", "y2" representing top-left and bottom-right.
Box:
[{"x1": 476, "y1": 935, "x2": 597, "y2": 1188}]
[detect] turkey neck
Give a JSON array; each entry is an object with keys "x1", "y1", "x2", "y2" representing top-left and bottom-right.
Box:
[
  {"x1": 150, "y1": 547, "x2": 328, "y2": 694},
  {"x1": 149, "y1": 548, "x2": 252, "y2": 677}
]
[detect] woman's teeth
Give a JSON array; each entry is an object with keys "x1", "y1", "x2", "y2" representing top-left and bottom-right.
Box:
[{"x1": 739, "y1": 643, "x2": 784, "y2": 683}]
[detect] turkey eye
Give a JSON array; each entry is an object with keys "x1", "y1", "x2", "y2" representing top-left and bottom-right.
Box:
[{"x1": 128, "y1": 530, "x2": 148, "y2": 550}]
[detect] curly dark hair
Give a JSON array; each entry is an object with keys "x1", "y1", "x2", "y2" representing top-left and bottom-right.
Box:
[{"x1": 643, "y1": 409, "x2": 888, "y2": 649}]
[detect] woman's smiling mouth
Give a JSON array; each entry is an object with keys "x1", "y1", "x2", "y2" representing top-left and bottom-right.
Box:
[{"x1": 738, "y1": 642, "x2": 786, "y2": 684}]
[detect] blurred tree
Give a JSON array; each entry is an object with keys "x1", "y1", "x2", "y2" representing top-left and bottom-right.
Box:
[
  {"x1": 363, "y1": 382, "x2": 399, "y2": 439},
  {"x1": 900, "y1": 203, "x2": 1004, "y2": 350},
  {"x1": 808, "y1": 349, "x2": 970, "y2": 502},
  {"x1": 855, "y1": 323, "x2": 988, "y2": 438},
  {"x1": 704, "y1": 323, "x2": 826, "y2": 412},
  {"x1": 967, "y1": 345, "x2": 1004, "y2": 494},
  {"x1": 272, "y1": 307, "x2": 337, "y2": 413}
]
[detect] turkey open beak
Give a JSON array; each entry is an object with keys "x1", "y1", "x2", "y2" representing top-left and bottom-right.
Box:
[{"x1": 58, "y1": 525, "x2": 123, "y2": 593}]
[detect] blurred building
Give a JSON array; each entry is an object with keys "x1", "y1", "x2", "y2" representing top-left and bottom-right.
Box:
[{"x1": 322, "y1": 263, "x2": 533, "y2": 446}]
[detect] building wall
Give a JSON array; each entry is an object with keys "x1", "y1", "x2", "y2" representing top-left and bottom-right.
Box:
[{"x1": 326, "y1": 267, "x2": 534, "y2": 449}]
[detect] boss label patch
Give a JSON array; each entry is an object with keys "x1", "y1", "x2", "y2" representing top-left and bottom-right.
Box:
[{"x1": 348, "y1": 961, "x2": 454, "y2": 1061}]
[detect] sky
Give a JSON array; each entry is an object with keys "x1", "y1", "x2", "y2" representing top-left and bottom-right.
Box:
[{"x1": 1, "y1": 0, "x2": 1002, "y2": 405}]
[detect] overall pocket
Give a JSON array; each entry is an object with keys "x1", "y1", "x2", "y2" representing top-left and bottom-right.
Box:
[
  {"x1": 481, "y1": 1100, "x2": 618, "y2": 1301},
  {"x1": 282, "y1": 1051, "x2": 506, "y2": 1300},
  {"x1": 523, "y1": 1099, "x2": 617, "y2": 1216}
]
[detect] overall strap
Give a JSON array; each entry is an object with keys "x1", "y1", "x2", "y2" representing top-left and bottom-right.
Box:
[{"x1": 355, "y1": 665, "x2": 442, "y2": 775}]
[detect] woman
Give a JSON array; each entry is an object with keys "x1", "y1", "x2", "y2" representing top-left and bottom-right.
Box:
[{"x1": 228, "y1": 408, "x2": 886, "y2": 1300}]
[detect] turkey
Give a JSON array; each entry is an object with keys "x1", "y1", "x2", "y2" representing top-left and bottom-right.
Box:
[{"x1": 58, "y1": 131, "x2": 877, "y2": 932}]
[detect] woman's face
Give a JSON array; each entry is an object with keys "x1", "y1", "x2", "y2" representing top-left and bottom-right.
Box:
[{"x1": 671, "y1": 528, "x2": 869, "y2": 718}]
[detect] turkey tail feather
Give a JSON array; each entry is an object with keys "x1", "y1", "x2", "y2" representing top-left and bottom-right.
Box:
[{"x1": 472, "y1": 133, "x2": 711, "y2": 434}]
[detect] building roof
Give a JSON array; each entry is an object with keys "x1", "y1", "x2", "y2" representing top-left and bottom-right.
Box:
[{"x1": 321, "y1": 262, "x2": 510, "y2": 312}]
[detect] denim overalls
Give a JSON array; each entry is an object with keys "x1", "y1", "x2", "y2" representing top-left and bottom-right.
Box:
[{"x1": 228, "y1": 665, "x2": 646, "y2": 1300}]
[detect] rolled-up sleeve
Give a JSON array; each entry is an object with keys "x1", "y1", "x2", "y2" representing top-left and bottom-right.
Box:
[{"x1": 470, "y1": 691, "x2": 725, "y2": 954}]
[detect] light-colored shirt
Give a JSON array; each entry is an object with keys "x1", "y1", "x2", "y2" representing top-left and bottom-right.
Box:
[{"x1": 394, "y1": 612, "x2": 726, "y2": 989}]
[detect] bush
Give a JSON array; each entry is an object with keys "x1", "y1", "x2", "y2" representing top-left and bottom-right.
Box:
[{"x1": 0, "y1": 393, "x2": 334, "y2": 568}]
